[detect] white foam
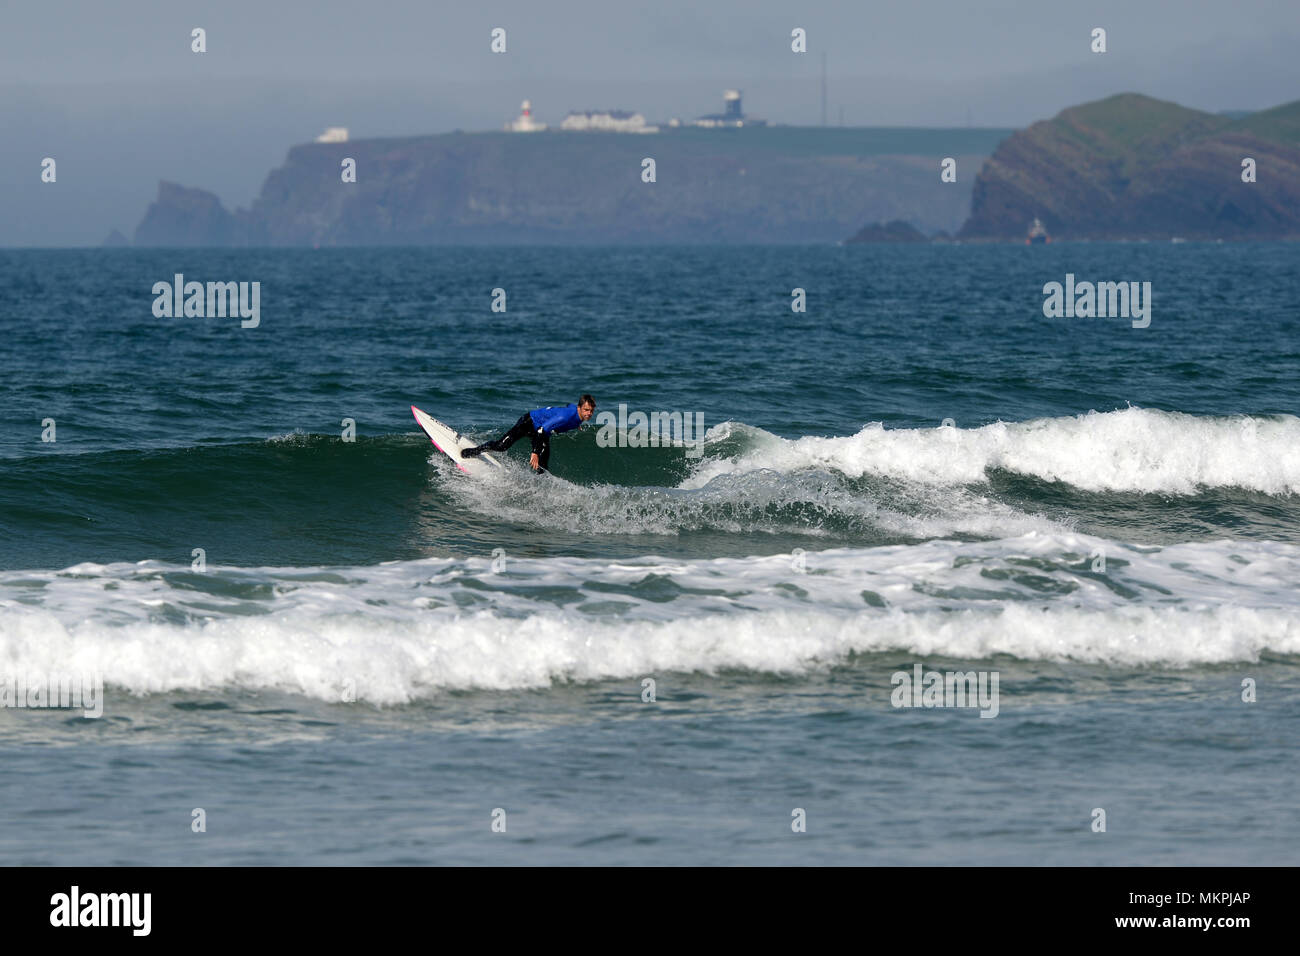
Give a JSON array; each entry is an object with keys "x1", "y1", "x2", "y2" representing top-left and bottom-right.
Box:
[
  {"x1": 685, "y1": 409, "x2": 1300, "y2": 495},
  {"x1": 2, "y1": 534, "x2": 1298, "y2": 703},
  {"x1": 447, "y1": 452, "x2": 1063, "y2": 539}
]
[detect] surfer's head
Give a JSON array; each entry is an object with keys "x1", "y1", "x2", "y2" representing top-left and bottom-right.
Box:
[{"x1": 578, "y1": 395, "x2": 596, "y2": 421}]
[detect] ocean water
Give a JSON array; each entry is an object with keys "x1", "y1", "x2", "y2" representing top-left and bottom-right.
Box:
[{"x1": 1, "y1": 243, "x2": 1298, "y2": 865}]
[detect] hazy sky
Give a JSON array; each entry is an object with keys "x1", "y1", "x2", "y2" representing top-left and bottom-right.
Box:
[{"x1": 4, "y1": 0, "x2": 1298, "y2": 245}]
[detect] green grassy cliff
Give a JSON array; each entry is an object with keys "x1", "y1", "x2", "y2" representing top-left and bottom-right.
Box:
[{"x1": 960, "y1": 93, "x2": 1300, "y2": 239}]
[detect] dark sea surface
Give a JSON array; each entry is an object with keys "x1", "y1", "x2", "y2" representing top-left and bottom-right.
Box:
[{"x1": 1, "y1": 243, "x2": 1298, "y2": 864}]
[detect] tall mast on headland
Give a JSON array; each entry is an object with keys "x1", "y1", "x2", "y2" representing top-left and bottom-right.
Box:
[{"x1": 820, "y1": 52, "x2": 827, "y2": 127}]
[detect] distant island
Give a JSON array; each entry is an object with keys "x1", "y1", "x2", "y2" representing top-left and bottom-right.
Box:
[
  {"x1": 844, "y1": 220, "x2": 931, "y2": 243},
  {"x1": 131, "y1": 126, "x2": 1010, "y2": 246}
]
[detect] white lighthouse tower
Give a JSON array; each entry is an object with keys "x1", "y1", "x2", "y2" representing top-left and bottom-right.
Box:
[{"x1": 506, "y1": 100, "x2": 547, "y2": 132}]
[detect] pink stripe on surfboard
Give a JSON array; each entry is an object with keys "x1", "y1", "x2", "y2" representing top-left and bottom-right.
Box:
[{"x1": 411, "y1": 405, "x2": 471, "y2": 474}]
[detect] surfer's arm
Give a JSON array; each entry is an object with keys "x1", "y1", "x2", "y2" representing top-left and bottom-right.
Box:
[{"x1": 528, "y1": 425, "x2": 550, "y2": 470}]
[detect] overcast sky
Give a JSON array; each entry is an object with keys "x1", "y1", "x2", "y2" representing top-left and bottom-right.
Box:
[{"x1": 4, "y1": 0, "x2": 1298, "y2": 245}]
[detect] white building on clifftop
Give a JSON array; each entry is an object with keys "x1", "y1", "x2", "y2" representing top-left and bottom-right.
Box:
[
  {"x1": 315, "y1": 127, "x2": 349, "y2": 143},
  {"x1": 561, "y1": 110, "x2": 658, "y2": 133}
]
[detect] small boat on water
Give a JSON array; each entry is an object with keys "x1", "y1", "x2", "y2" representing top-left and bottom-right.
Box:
[{"x1": 1027, "y1": 218, "x2": 1050, "y2": 244}]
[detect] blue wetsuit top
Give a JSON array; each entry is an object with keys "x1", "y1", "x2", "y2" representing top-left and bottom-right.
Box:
[{"x1": 528, "y1": 404, "x2": 583, "y2": 435}]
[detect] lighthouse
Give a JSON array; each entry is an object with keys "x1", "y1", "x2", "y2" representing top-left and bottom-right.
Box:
[
  {"x1": 506, "y1": 100, "x2": 547, "y2": 132},
  {"x1": 691, "y1": 90, "x2": 766, "y2": 128},
  {"x1": 723, "y1": 90, "x2": 742, "y2": 121}
]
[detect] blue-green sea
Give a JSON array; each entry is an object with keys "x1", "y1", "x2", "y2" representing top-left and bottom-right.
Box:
[{"x1": 1, "y1": 243, "x2": 1298, "y2": 864}]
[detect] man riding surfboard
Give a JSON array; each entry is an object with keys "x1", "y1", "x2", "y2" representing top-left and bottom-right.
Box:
[{"x1": 462, "y1": 394, "x2": 596, "y2": 472}]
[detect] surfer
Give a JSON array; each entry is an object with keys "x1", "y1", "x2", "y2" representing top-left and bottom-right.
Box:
[{"x1": 462, "y1": 395, "x2": 596, "y2": 472}]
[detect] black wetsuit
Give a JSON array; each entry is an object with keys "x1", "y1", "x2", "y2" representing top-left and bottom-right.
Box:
[{"x1": 464, "y1": 413, "x2": 553, "y2": 471}]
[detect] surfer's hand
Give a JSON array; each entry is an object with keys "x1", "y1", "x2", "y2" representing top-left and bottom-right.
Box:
[{"x1": 530, "y1": 453, "x2": 540, "y2": 470}]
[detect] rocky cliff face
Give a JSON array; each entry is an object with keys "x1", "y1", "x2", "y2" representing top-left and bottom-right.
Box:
[
  {"x1": 134, "y1": 181, "x2": 236, "y2": 246},
  {"x1": 959, "y1": 94, "x2": 1300, "y2": 239},
  {"x1": 130, "y1": 127, "x2": 1009, "y2": 246}
]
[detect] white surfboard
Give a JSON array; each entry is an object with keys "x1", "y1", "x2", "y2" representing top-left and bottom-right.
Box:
[{"x1": 411, "y1": 405, "x2": 503, "y2": 476}]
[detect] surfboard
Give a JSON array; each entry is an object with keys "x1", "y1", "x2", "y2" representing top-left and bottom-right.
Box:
[{"x1": 410, "y1": 405, "x2": 503, "y2": 476}]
